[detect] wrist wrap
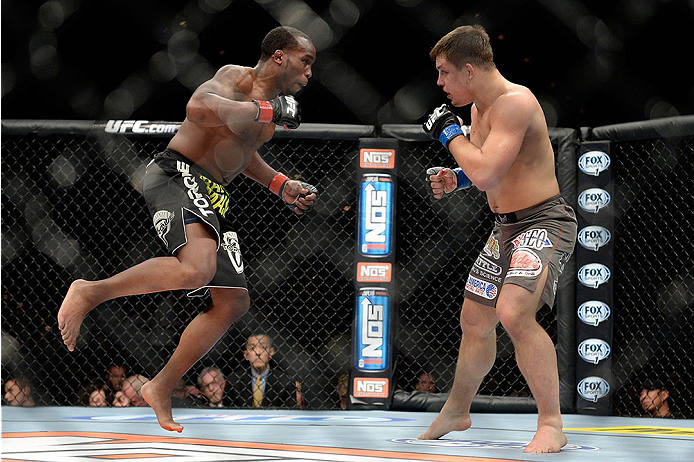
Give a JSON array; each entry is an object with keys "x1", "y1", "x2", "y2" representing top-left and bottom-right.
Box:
[
  {"x1": 254, "y1": 100, "x2": 274, "y2": 123},
  {"x1": 439, "y1": 124, "x2": 464, "y2": 148},
  {"x1": 268, "y1": 172, "x2": 289, "y2": 196},
  {"x1": 453, "y1": 167, "x2": 472, "y2": 190}
]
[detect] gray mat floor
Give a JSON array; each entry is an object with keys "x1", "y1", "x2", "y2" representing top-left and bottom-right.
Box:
[{"x1": 1, "y1": 407, "x2": 692, "y2": 461}]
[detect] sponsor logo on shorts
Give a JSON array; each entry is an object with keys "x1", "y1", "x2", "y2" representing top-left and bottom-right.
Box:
[
  {"x1": 578, "y1": 188, "x2": 611, "y2": 213},
  {"x1": 221, "y1": 232, "x2": 244, "y2": 274},
  {"x1": 577, "y1": 376, "x2": 610, "y2": 402},
  {"x1": 578, "y1": 226, "x2": 611, "y2": 251},
  {"x1": 353, "y1": 377, "x2": 389, "y2": 398},
  {"x1": 177, "y1": 161, "x2": 215, "y2": 218},
  {"x1": 471, "y1": 266, "x2": 503, "y2": 284},
  {"x1": 578, "y1": 300, "x2": 611, "y2": 326},
  {"x1": 511, "y1": 228, "x2": 552, "y2": 250},
  {"x1": 507, "y1": 249, "x2": 543, "y2": 277},
  {"x1": 474, "y1": 255, "x2": 502, "y2": 275},
  {"x1": 360, "y1": 149, "x2": 395, "y2": 169},
  {"x1": 465, "y1": 275, "x2": 498, "y2": 300},
  {"x1": 578, "y1": 263, "x2": 611, "y2": 288},
  {"x1": 483, "y1": 234, "x2": 500, "y2": 259},
  {"x1": 200, "y1": 175, "x2": 230, "y2": 218},
  {"x1": 578, "y1": 338, "x2": 611, "y2": 364},
  {"x1": 578, "y1": 150, "x2": 611, "y2": 176},
  {"x1": 357, "y1": 262, "x2": 392, "y2": 282},
  {"x1": 153, "y1": 210, "x2": 174, "y2": 246}
]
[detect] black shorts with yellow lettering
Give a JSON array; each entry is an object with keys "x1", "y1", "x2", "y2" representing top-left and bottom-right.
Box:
[
  {"x1": 465, "y1": 194, "x2": 577, "y2": 309},
  {"x1": 143, "y1": 149, "x2": 247, "y2": 296}
]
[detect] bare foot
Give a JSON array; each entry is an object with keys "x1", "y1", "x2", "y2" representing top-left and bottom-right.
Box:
[
  {"x1": 523, "y1": 424, "x2": 568, "y2": 453},
  {"x1": 418, "y1": 409, "x2": 471, "y2": 440},
  {"x1": 57, "y1": 279, "x2": 98, "y2": 352},
  {"x1": 141, "y1": 381, "x2": 183, "y2": 433}
]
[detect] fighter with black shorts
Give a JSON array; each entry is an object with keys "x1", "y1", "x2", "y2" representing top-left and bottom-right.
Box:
[{"x1": 58, "y1": 26, "x2": 318, "y2": 433}]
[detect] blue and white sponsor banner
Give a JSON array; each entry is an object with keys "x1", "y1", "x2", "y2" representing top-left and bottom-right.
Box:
[{"x1": 575, "y1": 141, "x2": 614, "y2": 415}]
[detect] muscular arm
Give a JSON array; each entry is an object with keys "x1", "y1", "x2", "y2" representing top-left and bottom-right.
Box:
[
  {"x1": 448, "y1": 92, "x2": 533, "y2": 191},
  {"x1": 186, "y1": 66, "x2": 259, "y2": 128},
  {"x1": 242, "y1": 151, "x2": 278, "y2": 187}
]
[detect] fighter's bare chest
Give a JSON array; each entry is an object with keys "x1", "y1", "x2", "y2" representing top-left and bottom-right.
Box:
[{"x1": 469, "y1": 114, "x2": 491, "y2": 148}]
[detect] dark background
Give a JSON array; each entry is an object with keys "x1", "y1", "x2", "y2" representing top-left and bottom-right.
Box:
[{"x1": 3, "y1": 0, "x2": 693, "y2": 127}]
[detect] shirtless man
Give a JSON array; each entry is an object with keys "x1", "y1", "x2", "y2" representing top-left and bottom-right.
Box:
[
  {"x1": 420, "y1": 25, "x2": 577, "y2": 453},
  {"x1": 57, "y1": 26, "x2": 317, "y2": 432}
]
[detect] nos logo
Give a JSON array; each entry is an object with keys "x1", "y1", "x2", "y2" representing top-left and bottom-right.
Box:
[
  {"x1": 578, "y1": 150, "x2": 611, "y2": 176},
  {"x1": 578, "y1": 226, "x2": 611, "y2": 251},
  {"x1": 359, "y1": 174, "x2": 393, "y2": 256},
  {"x1": 577, "y1": 376, "x2": 610, "y2": 402},
  {"x1": 578, "y1": 263, "x2": 611, "y2": 288},
  {"x1": 354, "y1": 378, "x2": 389, "y2": 398},
  {"x1": 578, "y1": 338, "x2": 611, "y2": 364},
  {"x1": 360, "y1": 149, "x2": 395, "y2": 169},
  {"x1": 578, "y1": 301, "x2": 611, "y2": 326},
  {"x1": 578, "y1": 188, "x2": 611, "y2": 213}
]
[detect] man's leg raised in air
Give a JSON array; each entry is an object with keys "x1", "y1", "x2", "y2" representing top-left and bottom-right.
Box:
[
  {"x1": 142, "y1": 286, "x2": 249, "y2": 432},
  {"x1": 495, "y1": 267, "x2": 567, "y2": 454},
  {"x1": 419, "y1": 298, "x2": 499, "y2": 440},
  {"x1": 58, "y1": 222, "x2": 217, "y2": 351}
]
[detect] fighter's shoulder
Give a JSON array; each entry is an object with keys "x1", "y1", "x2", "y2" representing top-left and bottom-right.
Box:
[
  {"x1": 498, "y1": 85, "x2": 538, "y2": 110},
  {"x1": 208, "y1": 65, "x2": 255, "y2": 98},
  {"x1": 492, "y1": 85, "x2": 539, "y2": 124},
  {"x1": 213, "y1": 65, "x2": 252, "y2": 83}
]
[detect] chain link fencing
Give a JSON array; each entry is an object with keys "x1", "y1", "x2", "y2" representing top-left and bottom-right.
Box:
[
  {"x1": 2, "y1": 119, "x2": 693, "y2": 418},
  {"x1": 1, "y1": 128, "x2": 363, "y2": 409},
  {"x1": 607, "y1": 134, "x2": 694, "y2": 418}
]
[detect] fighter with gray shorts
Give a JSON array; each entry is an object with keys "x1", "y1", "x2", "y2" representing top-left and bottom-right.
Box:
[
  {"x1": 143, "y1": 148, "x2": 247, "y2": 297},
  {"x1": 465, "y1": 194, "x2": 577, "y2": 309}
]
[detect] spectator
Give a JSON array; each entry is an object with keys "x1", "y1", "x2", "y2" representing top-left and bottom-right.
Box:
[
  {"x1": 112, "y1": 390, "x2": 129, "y2": 407},
  {"x1": 172, "y1": 378, "x2": 201, "y2": 405},
  {"x1": 3, "y1": 376, "x2": 36, "y2": 407},
  {"x1": 113, "y1": 374, "x2": 149, "y2": 407},
  {"x1": 336, "y1": 372, "x2": 348, "y2": 410},
  {"x1": 640, "y1": 387, "x2": 673, "y2": 418},
  {"x1": 197, "y1": 366, "x2": 232, "y2": 408},
  {"x1": 104, "y1": 364, "x2": 126, "y2": 393},
  {"x1": 74, "y1": 383, "x2": 111, "y2": 407},
  {"x1": 415, "y1": 372, "x2": 437, "y2": 394},
  {"x1": 89, "y1": 386, "x2": 110, "y2": 407},
  {"x1": 228, "y1": 333, "x2": 305, "y2": 408}
]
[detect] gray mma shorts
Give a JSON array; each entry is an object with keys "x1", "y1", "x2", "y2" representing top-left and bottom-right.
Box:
[{"x1": 465, "y1": 194, "x2": 577, "y2": 309}]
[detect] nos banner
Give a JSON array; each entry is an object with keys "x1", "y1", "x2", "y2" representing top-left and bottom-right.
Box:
[{"x1": 348, "y1": 139, "x2": 399, "y2": 409}]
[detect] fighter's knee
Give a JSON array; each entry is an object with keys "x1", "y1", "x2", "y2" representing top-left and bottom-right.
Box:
[
  {"x1": 459, "y1": 301, "x2": 498, "y2": 337},
  {"x1": 179, "y1": 262, "x2": 216, "y2": 290},
  {"x1": 495, "y1": 302, "x2": 528, "y2": 338},
  {"x1": 233, "y1": 291, "x2": 250, "y2": 317},
  {"x1": 210, "y1": 288, "x2": 250, "y2": 322}
]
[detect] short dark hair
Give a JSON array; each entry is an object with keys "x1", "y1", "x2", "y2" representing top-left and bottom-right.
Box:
[
  {"x1": 247, "y1": 333, "x2": 274, "y2": 349},
  {"x1": 430, "y1": 25, "x2": 495, "y2": 70},
  {"x1": 260, "y1": 26, "x2": 311, "y2": 61}
]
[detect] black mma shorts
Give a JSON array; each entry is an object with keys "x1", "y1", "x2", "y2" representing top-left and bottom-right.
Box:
[
  {"x1": 465, "y1": 194, "x2": 577, "y2": 309},
  {"x1": 143, "y1": 149, "x2": 247, "y2": 296}
]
